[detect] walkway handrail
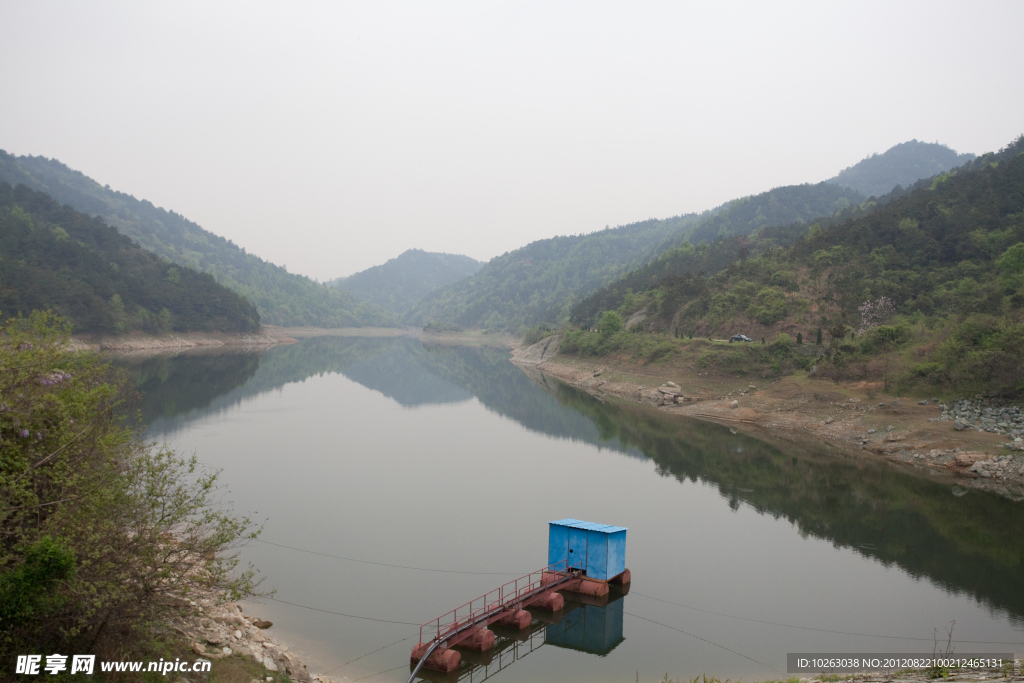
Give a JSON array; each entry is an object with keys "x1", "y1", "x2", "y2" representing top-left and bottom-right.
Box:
[
  {"x1": 416, "y1": 559, "x2": 581, "y2": 648},
  {"x1": 408, "y1": 560, "x2": 582, "y2": 683}
]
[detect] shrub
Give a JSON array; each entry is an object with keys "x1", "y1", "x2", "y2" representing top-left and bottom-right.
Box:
[
  {"x1": 859, "y1": 323, "x2": 911, "y2": 354},
  {"x1": 521, "y1": 324, "x2": 555, "y2": 345},
  {"x1": 598, "y1": 311, "x2": 624, "y2": 336},
  {"x1": 0, "y1": 312, "x2": 263, "y2": 656},
  {"x1": 423, "y1": 320, "x2": 462, "y2": 332},
  {"x1": 747, "y1": 287, "x2": 789, "y2": 325}
]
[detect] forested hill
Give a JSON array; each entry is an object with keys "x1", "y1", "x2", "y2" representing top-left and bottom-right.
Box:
[
  {"x1": 0, "y1": 151, "x2": 396, "y2": 328},
  {"x1": 571, "y1": 181, "x2": 919, "y2": 325},
  {"x1": 332, "y1": 249, "x2": 482, "y2": 314},
  {"x1": 562, "y1": 135, "x2": 1024, "y2": 394},
  {"x1": 684, "y1": 182, "x2": 864, "y2": 245},
  {"x1": 827, "y1": 140, "x2": 975, "y2": 198},
  {"x1": 406, "y1": 215, "x2": 700, "y2": 331},
  {"x1": 0, "y1": 183, "x2": 260, "y2": 333},
  {"x1": 407, "y1": 183, "x2": 867, "y2": 331}
]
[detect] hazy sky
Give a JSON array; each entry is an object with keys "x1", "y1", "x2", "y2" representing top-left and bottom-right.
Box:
[{"x1": 2, "y1": 2, "x2": 1022, "y2": 280}]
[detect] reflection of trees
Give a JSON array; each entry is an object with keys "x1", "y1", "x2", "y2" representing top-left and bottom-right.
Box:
[
  {"x1": 119, "y1": 336, "x2": 1024, "y2": 623},
  {"x1": 544, "y1": 381, "x2": 1024, "y2": 623},
  {"x1": 117, "y1": 350, "x2": 260, "y2": 427}
]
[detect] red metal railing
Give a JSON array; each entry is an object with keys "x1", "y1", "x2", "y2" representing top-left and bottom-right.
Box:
[{"x1": 418, "y1": 560, "x2": 582, "y2": 647}]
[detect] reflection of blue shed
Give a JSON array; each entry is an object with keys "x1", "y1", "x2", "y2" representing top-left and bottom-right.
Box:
[
  {"x1": 548, "y1": 519, "x2": 627, "y2": 581},
  {"x1": 546, "y1": 600, "x2": 625, "y2": 654}
]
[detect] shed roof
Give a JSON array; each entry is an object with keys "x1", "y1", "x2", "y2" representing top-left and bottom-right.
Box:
[{"x1": 549, "y1": 518, "x2": 628, "y2": 533}]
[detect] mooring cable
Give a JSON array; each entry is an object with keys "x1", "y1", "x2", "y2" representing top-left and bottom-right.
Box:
[
  {"x1": 255, "y1": 539, "x2": 524, "y2": 575},
  {"x1": 352, "y1": 664, "x2": 407, "y2": 682},
  {"x1": 631, "y1": 591, "x2": 1024, "y2": 645},
  {"x1": 321, "y1": 633, "x2": 418, "y2": 676},
  {"x1": 624, "y1": 611, "x2": 783, "y2": 674},
  {"x1": 266, "y1": 596, "x2": 421, "y2": 626}
]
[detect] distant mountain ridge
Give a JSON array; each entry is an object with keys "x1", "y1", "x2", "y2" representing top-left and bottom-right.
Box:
[
  {"x1": 332, "y1": 249, "x2": 482, "y2": 314},
  {"x1": 0, "y1": 151, "x2": 397, "y2": 329},
  {"x1": 410, "y1": 139, "x2": 973, "y2": 332},
  {"x1": 406, "y1": 216, "x2": 699, "y2": 331},
  {"x1": 826, "y1": 140, "x2": 975, "y2": 198},
  {"x1": 408, "y1": 184, "x2": 866, "y2": 331}
]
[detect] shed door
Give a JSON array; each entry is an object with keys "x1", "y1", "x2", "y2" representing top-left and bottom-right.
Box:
[{"x1": 567, "y1": 527, "x2": 588, "y2": 572}]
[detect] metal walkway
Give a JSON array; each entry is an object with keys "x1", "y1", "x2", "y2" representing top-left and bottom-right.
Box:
[{"x1": 407, "y1": 560, "x2": 583, "y2": 682}]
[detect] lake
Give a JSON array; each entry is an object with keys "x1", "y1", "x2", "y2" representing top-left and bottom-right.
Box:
[{"x1": 116, "y1": 335, "x2": 1024, "y2": 683}]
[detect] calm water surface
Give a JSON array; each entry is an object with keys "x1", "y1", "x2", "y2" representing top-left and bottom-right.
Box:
[{"x1": 117, "y1": 336, "x2": 1024, "y2": 683}]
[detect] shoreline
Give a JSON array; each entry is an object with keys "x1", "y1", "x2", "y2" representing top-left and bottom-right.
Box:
[
  {"x1": 512, "y1": 341, "x2": 1024, "y2": 501},
  {"x1": 68, "y1": 325, "x2": 520, "y2": 357},
  {"x1": 70, "y1": 329, "x2": 286, "y2": 354}
]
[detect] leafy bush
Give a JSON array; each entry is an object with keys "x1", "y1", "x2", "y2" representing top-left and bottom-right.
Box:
[
  {"x1": 747, "y1": 287, "x2": 789, "y2": 325},
  {"x1": 423, "y1": 320, "x2": 463, "y2": 332},
  {"x1": 521, "y1": 324, "x2": 556, "y2": 345},
  {"x1": 859, "y1": 323, "x2": 911, "y2": 354},
  {"x1": 0, "y1": 312, "x2": 262, "y2": 656},
  {"x1": 598, "y1": 311, "x2": 624, "y2": 336}
]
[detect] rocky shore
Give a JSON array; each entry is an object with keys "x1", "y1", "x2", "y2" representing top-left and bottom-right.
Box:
[
  {"x1": 171, "y1": 598, "x2": 342, "y2": 683},
  {"x1": 938, "y1": 397, "x2": 1024, "y2": 437},
  {"x1": 513, "y1": 339, "x2": 1024, "y2": 500},
  {"x1": 784, "y1": 663, "x2": 1023, "y2": 683}
]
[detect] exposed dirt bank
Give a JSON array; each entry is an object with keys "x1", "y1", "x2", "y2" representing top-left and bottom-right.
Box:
[
  {"x1": 265, "y1": 325, "x2": 516, "y2": 348},
  {"x1": 70, "y1": 329, "x2": 284, "y2": 354},
  {"x1": 513, "y1": 342, "x2": 1024, "y2": 501}
]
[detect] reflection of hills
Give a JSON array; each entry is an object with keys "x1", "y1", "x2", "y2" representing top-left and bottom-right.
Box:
[
  {"x1": 543, "y1": 382, "x2": 1024, "y2": 624},
  {"x1": 117, "y1": 350, "x2": 261, "y2": 432},
  {"x1": 124, "y1": 336, "x2": 642, "y2": 457},
  {"x1": 120, "y1": 336, "x2": 1024, "y2": 624},
  {"x1": 121, "y1": 336, "x2": 447, "y2": 436},
  {"x1": 412, "y1": 344, "x2": 643, "y2": 458}
]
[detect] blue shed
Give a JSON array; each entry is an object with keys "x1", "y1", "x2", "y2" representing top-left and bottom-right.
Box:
[{"x1": 548, "y1": 519, "x2": 627, "y2": 581}]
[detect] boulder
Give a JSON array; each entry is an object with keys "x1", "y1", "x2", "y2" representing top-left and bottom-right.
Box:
[
  {"x1": 514, "y1": 335, "x2": 562, "y2": 364},
  {"x1": 730, "y1": 400, "x2": 739, "y2": 409},
  {"x1": 954, "y1": 452, "x2": 988, "y2": 466}
]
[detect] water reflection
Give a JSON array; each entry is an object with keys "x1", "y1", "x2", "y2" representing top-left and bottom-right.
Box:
[
  {"x1": 115, "y1": 335, "x2": 1024, "y2": 629},
  {"x1": 417, "y1": 589, "x2": 629, "y2": 683}
]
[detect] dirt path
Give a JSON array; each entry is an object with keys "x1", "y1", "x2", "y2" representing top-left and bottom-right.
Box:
[{"x1": 517, "y1": 351, "x2": 1024, "y2": 500}]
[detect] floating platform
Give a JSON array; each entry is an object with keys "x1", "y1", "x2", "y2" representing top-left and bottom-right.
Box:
[{"x1": 409, "y1": 519, "x2": 631, "y2": 679}]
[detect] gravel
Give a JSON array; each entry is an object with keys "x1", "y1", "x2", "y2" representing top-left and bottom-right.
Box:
[{"x1": 938, "y1": 398, "x2": 1024, "y2": 436}]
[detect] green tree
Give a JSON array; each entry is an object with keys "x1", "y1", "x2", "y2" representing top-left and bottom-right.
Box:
[
  {"x1": 747, "y1": 286, "x2": 788, "y2": 325},
  {"x1": 109, "y1": 293, "x2": 130, "y2": 333},
  {"x1": 996, "y1": 243, "x2": 1024, "y2": 274},
  {"x1": 0, "y1": 312, "x2": 263, "y2": 656},
  {"x1": 598, "y1": 311, "x2": 624, "y2": 336}
]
